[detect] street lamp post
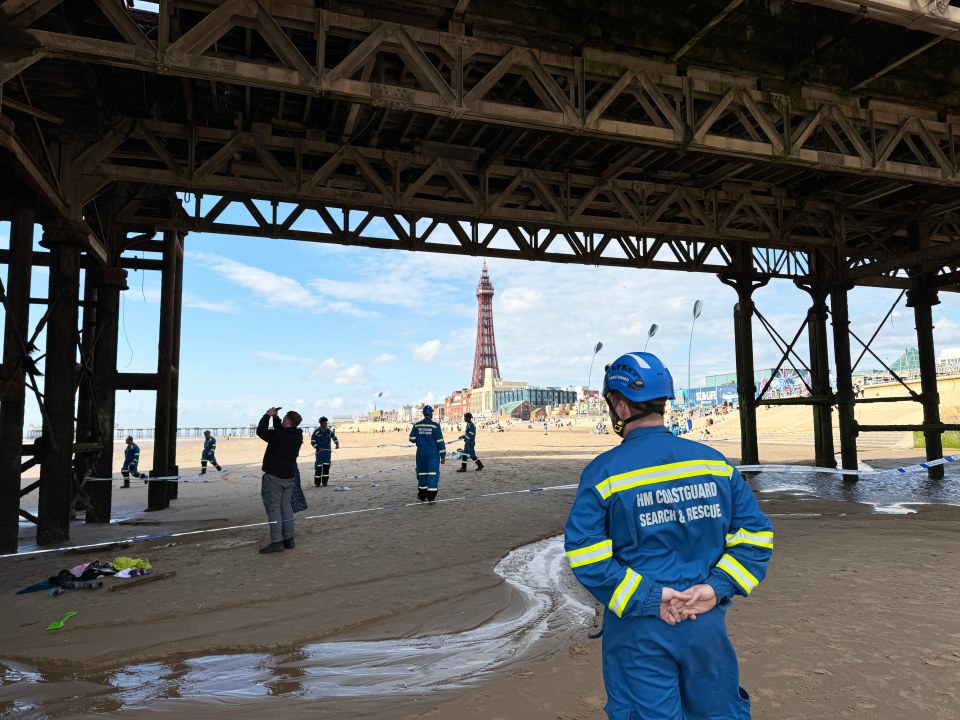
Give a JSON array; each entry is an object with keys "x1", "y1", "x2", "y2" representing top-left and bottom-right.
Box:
[
  {"x1": 687, "y1": 300, "x2": 703, "y2": 410},
  {"x1": 586, "y1": 341, "x2": 603, "y2": 415},
  {"x1": 644, "y1": 323, "x2": 659, "y2": 352}
]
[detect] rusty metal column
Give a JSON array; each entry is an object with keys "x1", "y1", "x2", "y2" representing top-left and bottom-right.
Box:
[
  {"x1": 0, "y1": 205, "x2": 35, "y2": 553},
  {"x1": 907, "y1": 284, "x2": 944, "y2": 479},
  {"x1": 36, "y1": 219, "x2": 84, "y2": 545},
  {"x1": 720, "y1": 250, "x2": 767, "y2": 466},
  {"x1": 149, "y1": 230, "x2": 181, "y2": 510},
  {"x1": 733, "y1": 298, "x2": 759, "y2": 465},
  {"x1": 829, "y1": 284, "x2": 859, "y2": 479},
  {"x1": 806, "y1": 288, "x2": 836, "y2": 467},
  {"x1": 74, "y1": 270, "x2": 98, "y2": 492},
  {"x1": 166, "y1": 232, "x2": 184, "y2": 500},
  {"x1": 85, "y1": 267, "x2": 128, "y2": 522}
]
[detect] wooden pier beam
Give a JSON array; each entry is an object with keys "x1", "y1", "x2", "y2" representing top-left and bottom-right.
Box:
[
  {"x1": 0, "y1": 205, "x2": 35, "y2": 553},
  {"x1": 36, "y1": 218, "x2": 84, "y2": 545}
]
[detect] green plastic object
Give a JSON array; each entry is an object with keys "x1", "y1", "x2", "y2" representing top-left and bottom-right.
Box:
[{"x1": 46, "y1": 611, "x2": 78, "y2": 631}]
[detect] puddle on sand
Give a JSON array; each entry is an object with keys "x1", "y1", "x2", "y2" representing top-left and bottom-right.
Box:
[
  {"x1": 747, "y1": 462, "x2": 960, "y2": 515},
  {"x1": 1, "y1": 536, "x2": 595, "y2": 718}
]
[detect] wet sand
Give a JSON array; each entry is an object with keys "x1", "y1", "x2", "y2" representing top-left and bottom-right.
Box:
[{"x1": 5, "y1": 424, "x2": 960, "y2": 719}]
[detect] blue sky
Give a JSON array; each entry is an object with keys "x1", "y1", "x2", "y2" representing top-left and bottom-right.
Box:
[{"x1": 1, "y1": 213, "x2": 958, "y2": 429}]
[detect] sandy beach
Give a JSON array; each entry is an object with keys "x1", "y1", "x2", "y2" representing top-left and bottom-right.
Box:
[{"x1": 5, "y1": 422, "x2": 960, "y2": 719}]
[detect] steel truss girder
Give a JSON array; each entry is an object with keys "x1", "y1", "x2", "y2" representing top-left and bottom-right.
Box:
[
  {"x1": 8, "y1": 2, "x2": 960, "y2": 187},
  {"x1": 79, "y1": 118, "x2": 841, "y2": 251},
  {"x1": 116, "y1": 195, "x2": 823, "y2": 280}
]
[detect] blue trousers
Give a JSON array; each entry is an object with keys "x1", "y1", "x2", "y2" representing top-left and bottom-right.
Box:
[
  {"x1": 415, "y1": 451, "x2": 440, "y2": 490},
  {"x1": 602, "y1": 604, "x2": 750, "y2": 720},
  {"x1": 462, "y1": 441, "x2": 477, "y2": 460}
]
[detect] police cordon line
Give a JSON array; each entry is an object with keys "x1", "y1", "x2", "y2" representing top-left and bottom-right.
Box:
[
  {"x1": 736, "y1": 452, "x2": 960, "y2": 478},
  {"x1": 3, "y1": 480, "x2": 576, "y2": 559},
  {"x1": 10, "y1": 449, "x2": 956, "y2": 560},
  {"x1": 81, "y1": 447, "x2": 951, "y2": 486},
  {"x1": 80, "y1": 445, "x2": 465, "y2": 484}
]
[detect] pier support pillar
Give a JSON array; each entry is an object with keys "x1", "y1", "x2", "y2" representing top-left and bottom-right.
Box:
[
  {"x1": 149, "y1": 230, "x2": 183, "y2": 509},
  {"x1": 36, "y1": 218, "x2": 84, "y2": 545},
  {"x1": 908, "y1": 284, "x2": 943, "y2": 479},
  {"x1": 720, "y1": 250, "x2": 767, "y2": 465},
  {"x1": 829, "y1": 283, "x2": 859, "y2": 480},
  {"x1": 84, "y1": 266, "x2": 128, "y2": 523},
  {"x1": 0, "y1": 204, "x2": 35, "y2": 553},
  {"x1": 798, "y1": 252, "x2": 836, "y2": 469}
]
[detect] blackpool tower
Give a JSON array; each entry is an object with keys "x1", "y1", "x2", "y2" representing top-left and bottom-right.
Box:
[{"x1": 471, "y1": 262, "x2": 501, "y2": 388}]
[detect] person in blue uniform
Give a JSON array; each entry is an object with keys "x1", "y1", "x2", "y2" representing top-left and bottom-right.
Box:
[
  {"x1": 200, "y1": 430, "x2": 222, "y2": 474},
  {"x1": 408, "y1": 405, "x2": 446, "y2": 502},
  {"x1": 310, "y1": 416, "x2": 339, "y2": 486},
  {"x1": 456, "y1": 412, "x2": 484, "y2": 472},
  {"x1": 121, "y1": 435, "x2": 146, "y2": 488},
  {"x1": 565, "y1": 352, "x2": 773, "y2": 720}
]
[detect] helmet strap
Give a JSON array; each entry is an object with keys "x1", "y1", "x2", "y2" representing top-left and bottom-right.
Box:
[{"x1": 608, "y1": 400, "x2": 663, "y2": 437}]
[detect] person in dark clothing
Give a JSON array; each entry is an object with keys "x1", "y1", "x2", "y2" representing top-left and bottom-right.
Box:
[
  {"x1": 456, "y1": 412, "x2": 484, "y2": 472},
  {"x1": 200, "y1": 430, "x2": 222, "y2": 474},
  {"x1": 256, "y1": 406, "x2": 304, "y2": 554},
  {"x1": 121, "y1": 436, "x2": 146, "y2": 488},
  {"x1": 310, "y1": 416, "x2": 339, "y2": 486}
]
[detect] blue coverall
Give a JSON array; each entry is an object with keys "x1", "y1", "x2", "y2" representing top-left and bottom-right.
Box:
[
  {"x1": 200, "y1": 435, "x2": 221, "y2": 473},
  {"x1": 457, "y1": 419, "x2": 483, "y2": 471},
  {"x1": 310, "y1": 426, "x2": 339, "y2": 486},
  {"x1": 202, "y1": 435, "x2": 217, "y2": 462},
  {"x1": 408, "y1": 418, "x2": 446, "y2": 500},
  {"x1": 461, "y1": 420, "x2": 477, "y2": 459},
  {"x1": 565, "y1": 425, "x2": 773, "y2": 720},
  {"x1": 121, "y1": 442, "x2": 145, "y2": 485}
]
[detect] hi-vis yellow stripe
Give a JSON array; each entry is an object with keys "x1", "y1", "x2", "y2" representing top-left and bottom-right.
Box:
[
  {"x1": 566, "y1": 539, "x2": 613, "y2": 568},
  {"x1": 595, "y1": 459, "x2": 733, "y2": 499},
  {"x1": 609, "y1": 568, "x2": 642, "y2": 617},
  {"x1": 725, "y1": 528, "x2": 774, "y2": 549},
  {"x1": 717, "y1": 553, "x2": 759, "y2": 595}
]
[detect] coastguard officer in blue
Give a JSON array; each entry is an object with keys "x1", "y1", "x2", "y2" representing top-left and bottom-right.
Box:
[
  {"x1": 455, "y1": 412, "x2": 484, "y2": 472},
  {"x1": 408, "y1": 405, "x2": 446, "y2": 502},
  {"x1": 565, "y1": 352, "x2": 772, "y2": 720},
  {"x1": 121, "y1": 436, "x2": 147, "y2": 488},
  {"x1": 310, "y1": 416, "x2": 339, "y2": 486},
  {"x1": 200, "y1": 430, "x2": 222, "y2": 474}
]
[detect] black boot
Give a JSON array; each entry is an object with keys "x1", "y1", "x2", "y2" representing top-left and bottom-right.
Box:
[
  {"x1": 426, "y1": 490, "x2": 438, "y2": 503},
  {"x1": 200, "y1": 461, "x2": 207, "y2": 475},
  {"x1": 283, "y1": 538, "x2": 295, "y2": 549},
  {"x1": 121, "y1": 481, "x2": 130, "y2": 489},
  {"x1": 456, "y1": 463, "x2": 467, "y2": 472},
  {"x1": 321, "y1": 465, "x2": 330, "y2": 487},
  {"x1": 314, "y1": 472, "x2": 322, "y2": 487},
  {"x1": 259, "y1": 541, "x2": 285, "y2": 554},
  {"x1": 215, "y1": 465, "x2": 222, "y2": 472},
  {"x1": 417, "y1": 488, "x2": 427, "y2": 502},
  {"x1": 476, "y1": 460, "x2": 484, "y2": 471}
]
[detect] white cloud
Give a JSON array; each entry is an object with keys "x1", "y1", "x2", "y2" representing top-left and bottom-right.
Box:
[
  {"x1": 254, "y1": 350, "x2": 313, "y2": 363},
  {"x1": 309, "y1": 357, "x2": 368, "y2": 385},
  {"x1": 414, "y1": 339, "x2": 441, "y2": 361},
  {"x1": 184, "y1": 294, "x2": 240, "y2": 314},
  {"x1": 312, "y1": 397, "x2": 345, "y2": 410},
  {"x1": 498, "y1": 287, "x2": 543, "y2": 313},
  {"x1": 190, "y1": 252, "x2": 376, "y2": 318},
  {"x1": 373, "y1": 353, "x2": 397, "y2": 364}
]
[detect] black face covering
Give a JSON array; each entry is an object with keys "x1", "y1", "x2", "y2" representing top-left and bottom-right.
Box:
[{"x1": 607, "y1": 396, "x2": 661, "y2": 437}]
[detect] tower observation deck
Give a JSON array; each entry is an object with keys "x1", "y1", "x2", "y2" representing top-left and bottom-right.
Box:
[{"x1": 471, "y1": 262, "x2": 501, "y2": 389}]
